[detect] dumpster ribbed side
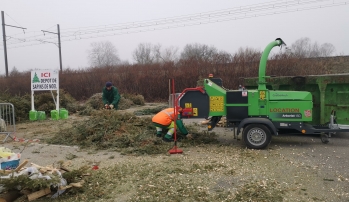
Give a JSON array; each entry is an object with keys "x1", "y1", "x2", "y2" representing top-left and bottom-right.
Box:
[{"x1": 244, "y1": 74, "x2": 349, "y2": 125}]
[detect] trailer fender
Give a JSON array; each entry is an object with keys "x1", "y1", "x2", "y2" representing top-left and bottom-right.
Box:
[{"x1": 237, "y1": 118, "x2": 278, "y2": 136}]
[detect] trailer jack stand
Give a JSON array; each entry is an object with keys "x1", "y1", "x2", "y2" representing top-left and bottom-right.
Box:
[{"x1": 321, "y1": 133, "x2": 329, "y2": 144}]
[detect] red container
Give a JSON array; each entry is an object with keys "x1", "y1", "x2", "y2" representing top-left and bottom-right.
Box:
[{"x1": 182, "y1": 108, "x2": 193, "y2": 117}]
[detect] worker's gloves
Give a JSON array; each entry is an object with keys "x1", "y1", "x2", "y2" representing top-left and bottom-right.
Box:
[
  {"x1": 109, "y1": 104, "x2": 114, "y2": 109},
  {"x1": 186, "y1": 134, "x2": 193, "y2": 140}
]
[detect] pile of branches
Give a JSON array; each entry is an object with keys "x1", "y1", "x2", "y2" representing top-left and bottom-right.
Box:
[
  {"x1": 0, "y1": 161, "x2": 89, "y2": 201},
  {"x1": 47, "y1": 110, "x2": 219, "y2": 155}
]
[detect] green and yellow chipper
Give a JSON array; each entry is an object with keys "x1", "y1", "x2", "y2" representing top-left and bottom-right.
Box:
[{"x1": 177, "y1": 38, "x2": 349, "y2": 149}]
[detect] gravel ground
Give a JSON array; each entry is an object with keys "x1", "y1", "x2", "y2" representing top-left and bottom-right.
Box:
[
  {"x1": 1, "y1": 108, "x2": 348, "y2": 201},
  {"x1": 183, "y1": 118, "x2": 349, "y2": 201}
]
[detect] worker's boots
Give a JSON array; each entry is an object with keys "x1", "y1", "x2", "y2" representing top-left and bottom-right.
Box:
[{"x1": 163, "y1": 134, "x2": 173, "y2": 142}]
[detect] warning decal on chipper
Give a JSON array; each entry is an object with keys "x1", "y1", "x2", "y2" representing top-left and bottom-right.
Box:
[
  {"x1": 210, "y1": 96, "x2": 224, "y2": 112},
  {"x1": 304, "y1": 109, "x2": 312, "y2": 117},
  {"x1": 193, "y1": 108, "x2": 198, "y2": 116},
  {"x1": 259, "y1": 91, "x2": 266, "y2": 100},
  {"x1": 185, "y1": 103, "x2": 192, "y2": 108},
  {"x1": 270, "y1": 113, "x2": 302, "y2": 119}
]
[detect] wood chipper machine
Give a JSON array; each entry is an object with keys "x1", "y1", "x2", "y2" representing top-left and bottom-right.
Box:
[{"x1": 177, "y1": 38, "x2": 349, "y2": 149}]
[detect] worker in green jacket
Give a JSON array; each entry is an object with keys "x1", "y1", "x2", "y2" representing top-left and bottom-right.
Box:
[{"x1": 102, "y1": 81, "x2": 121, "y2": 110}]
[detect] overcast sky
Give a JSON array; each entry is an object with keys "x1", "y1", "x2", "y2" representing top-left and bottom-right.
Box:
[{"x1": 1, "y1": 0, "x2": 348, "y2": 75}]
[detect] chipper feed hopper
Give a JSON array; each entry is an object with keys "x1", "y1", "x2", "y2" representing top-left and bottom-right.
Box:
[{"x1": 178, "y1": 38, "x2": 349, "y2": 149}]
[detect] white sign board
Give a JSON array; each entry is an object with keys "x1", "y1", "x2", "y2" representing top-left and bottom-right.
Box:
[{"x1": 31, "y1": 70, "x2": 59, "y2": 91}]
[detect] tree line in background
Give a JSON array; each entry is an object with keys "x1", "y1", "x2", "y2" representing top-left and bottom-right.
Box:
[
  {"x1": 86, "y1": 37, "x2": 336, "y2": 67},
  {"x1": 1, "y1": 37, "x2": 345, "y2": 102}
]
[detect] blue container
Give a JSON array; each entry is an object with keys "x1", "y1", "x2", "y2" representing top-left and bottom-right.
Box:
[{"x1": 1, "y1": 159, "x2": 20, "y2": 170}]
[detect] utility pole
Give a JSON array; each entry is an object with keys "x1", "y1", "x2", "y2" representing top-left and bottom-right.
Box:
[
  {"x1": 57, "y1": 24, "x2": 62, "y2": 72},
  {"x1": 41, "y1": 24, "x2": 62, "y2": 72},
  {"x1": 1, "y1": 11, "x2": 8, "y2": 77},
  {"x1": 1, "y1": 11, "x2": 26, "y2": 77}
]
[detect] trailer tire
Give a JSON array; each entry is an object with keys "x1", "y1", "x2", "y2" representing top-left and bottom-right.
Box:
[{"x1": 243, "y1": 124, "x2": 271, "y2": 149}]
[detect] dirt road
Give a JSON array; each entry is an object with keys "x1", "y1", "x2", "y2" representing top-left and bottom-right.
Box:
[
  {"x1": 183, "y1": 118, "x2": 349, "y2": 201},
  {"x1": 1, "y1": 106, "x2": 348, "y2": 201}
]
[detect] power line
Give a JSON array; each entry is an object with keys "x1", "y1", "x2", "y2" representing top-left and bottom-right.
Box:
[
  {"x1": 59, "y1": 0, "x2": 283, "y2": 31},
  {"x1": 42, "y1": 0, "x2": 328, "y2": 32},
  {"x1": 5, "y1": 0, "x2": 333, "y2": 42},
  {"x1": 2, "y1": 11, "x2": 27, "y2": 77},
  {"x1": 1, "y1": 0, "x2": 348, "y2": 50},
  {"x1": 2, "y1": 0, "x2": 344, "y2": 45},
  {"x1": 4, "y1": 12, "x2": 23, "y2": 27},
  {"x1": 44, "y1": 24, "x2": 57, "y2": 31}
]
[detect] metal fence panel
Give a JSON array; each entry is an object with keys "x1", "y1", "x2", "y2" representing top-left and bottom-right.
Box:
[{"x1": 0, "y1": 103, "x2": 16, "y2": 142}]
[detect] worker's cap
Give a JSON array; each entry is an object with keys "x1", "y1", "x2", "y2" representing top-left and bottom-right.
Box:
[
  {"x1": 208, "y1": 74, "x2": 213, "y2": 78},
  {"x1": 106, "y1": 82, "x2": 112, "y2": 87}
]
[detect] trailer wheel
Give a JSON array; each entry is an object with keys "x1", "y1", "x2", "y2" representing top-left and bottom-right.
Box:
[
  {"x1": 320, "y1": 133, "x2": 329, "y2": 144},
  {"x1": 243, "y1": 124, "x2": 271, "y2": 149}
]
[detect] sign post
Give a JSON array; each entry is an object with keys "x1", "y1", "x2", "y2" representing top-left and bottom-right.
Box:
[{"x1": 30, "y1": 70, "x2": 60, "y2": 120}]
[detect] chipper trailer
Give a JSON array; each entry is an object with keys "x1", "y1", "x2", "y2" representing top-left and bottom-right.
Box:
[{"x1": 177, "y1": 38, "x2": 349, "y2": 149}]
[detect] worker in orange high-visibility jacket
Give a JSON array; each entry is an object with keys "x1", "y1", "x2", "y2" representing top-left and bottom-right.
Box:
[{"x1": 152, "y1": 107, "x2": 190, "y2": 142}]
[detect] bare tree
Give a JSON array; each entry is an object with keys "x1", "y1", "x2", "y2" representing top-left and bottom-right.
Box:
[
  {"x1": 133, "y1": 43, "x2": 179, "y2": 64},
  {"x1": 312, "y1": 42, "x2": 322, "y2": 57},
  {"x1": 151, "y1": 44, "x2": 162, "y2": 63},
  {"x1": 319, "y1": 43, "x2": 335, "y2": 57},
  {"x1": 87, "y1": 41, "x2": 120, "y2": 67},
  {"x1": 180, "y1": 43, "x2": 218, "y2": 62},
  {"x1": 132, "y1": 43, "x2": 155, "y2": 64},
  {"x1": 234, "y1": 47, "x2": 261, "y2": 62},
  {"x1": 10, "y1": 66, "x2": 21, "y2": 76},
  {"x1": 290, "y1": 37, "x2": 335, "y2": 58},
  {"x1": 212, "y1": 51, "x2": 233, "y2": 64},
  {"x1": 153, "y1": 45, "x2": 179, "y2": 63},
  {"x1": 291, "y1": 37, "x2": 311, "y2": 57}
]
